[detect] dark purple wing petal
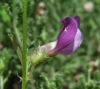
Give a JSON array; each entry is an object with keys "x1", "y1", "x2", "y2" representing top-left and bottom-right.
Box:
[
  {"x1": 53, "y1": 17, "x2": 78, "y2": 52},
  {"x1": 73, "y1": 15, "x2": 80, "y2": 28},
  {"x1": 58, "y1": 29, "x2": 83, "y2": 55}
]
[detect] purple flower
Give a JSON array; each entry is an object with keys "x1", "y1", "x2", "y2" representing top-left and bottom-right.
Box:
[
  {"x1": 40, "y1": 15, "x2": 83, "y2": 56},
  {"x1": 31, "y1": 15, "x2": 83, "y2": 65}
]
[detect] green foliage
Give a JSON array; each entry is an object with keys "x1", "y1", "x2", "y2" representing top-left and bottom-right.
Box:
[
  {"x1": 0, "y1": 48, "x2": 11, "y2": 74},
  {"x1": 0, "y1": 0, "x2": 100, "y2": 89}
]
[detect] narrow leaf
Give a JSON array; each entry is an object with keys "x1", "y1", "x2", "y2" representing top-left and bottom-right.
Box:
[{"x1": 8, "y1": 33, "x2": 22, "y2": 64}]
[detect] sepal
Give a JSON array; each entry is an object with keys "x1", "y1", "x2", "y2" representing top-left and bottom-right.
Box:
[{"x1": 31, "y1": 46, "x2": 47, "y2": 65}]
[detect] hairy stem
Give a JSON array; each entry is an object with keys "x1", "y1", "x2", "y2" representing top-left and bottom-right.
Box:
[{"x1": 22, "y1": 0, "x2": 28, "y2": 89}]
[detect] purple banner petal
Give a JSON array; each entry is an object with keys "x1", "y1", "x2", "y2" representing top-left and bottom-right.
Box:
[
  {"x1": 53, "y1": 17, "x2": 78, "y2": 52},
  {"x1": 73, "y1": 15, "x2": 80, "y2": 28},
  {"x1": 58, "y1": 29, "x2": 83, "y2": 55}
]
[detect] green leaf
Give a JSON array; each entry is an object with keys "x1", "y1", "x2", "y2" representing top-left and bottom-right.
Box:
[{"x1": 8, "y1": 33, "x2": 22, "y2": 64}]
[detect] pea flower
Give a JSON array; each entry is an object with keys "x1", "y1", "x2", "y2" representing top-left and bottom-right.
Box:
[
  {"x1": 41, "y1": 15, "x2": 83, "y2": 55},
  {"x1": 31, "y1": 15, "x2": 83, "y2": 64}
]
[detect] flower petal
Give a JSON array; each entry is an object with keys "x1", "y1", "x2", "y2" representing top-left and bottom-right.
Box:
[
  {"x1": 58, "y1": 29, "x2": 83, "y2": 55},
  {"x1": 73, "y1": 15, "x2": 80, "y2": 28},
  {"x1": 53, "y1": 17, "x2": 78, "y2": 52}
]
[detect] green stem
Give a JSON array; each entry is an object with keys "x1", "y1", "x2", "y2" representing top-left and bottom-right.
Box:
[
  {"x1": 0, "y1": 75, "x2": 3, "y2": 89},
  {"x1": 22, "y1": 0, "x2": 28, "y2": 89}
]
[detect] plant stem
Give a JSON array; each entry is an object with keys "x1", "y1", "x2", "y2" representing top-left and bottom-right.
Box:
[
  {"x1": 22, "y1": 0, "x2": 28, "y2": 89},
  {"x1": 0, "y1": 75, "x2": 3, "y2": 89}
]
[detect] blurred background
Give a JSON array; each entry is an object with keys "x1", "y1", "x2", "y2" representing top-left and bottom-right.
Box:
[{"x1": 0, "y1": 0, "x2": 100, "y2": 89}]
